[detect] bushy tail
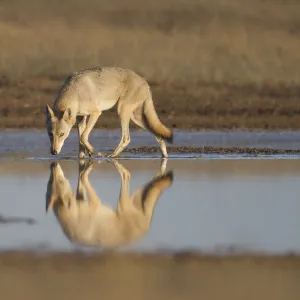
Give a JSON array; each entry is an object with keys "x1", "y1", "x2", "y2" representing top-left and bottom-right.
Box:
[{"x1": 142, "y1": 98, "x2": 173, "y2": 143}]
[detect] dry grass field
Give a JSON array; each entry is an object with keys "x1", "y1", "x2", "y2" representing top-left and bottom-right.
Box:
[{"x1": 0, "y1": 0, "x2": 300, "y2": 129}]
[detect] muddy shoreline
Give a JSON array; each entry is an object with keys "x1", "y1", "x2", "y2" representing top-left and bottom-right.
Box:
[
  {"x1": 2, "y1": 146, "x2": 300, "y2": 160},
  {"x1": 0, "y1": 252, "x2": 299, "y2": 300},
  {"x1": 125, "y1": 146, "x2": 300, "y2": 155}
]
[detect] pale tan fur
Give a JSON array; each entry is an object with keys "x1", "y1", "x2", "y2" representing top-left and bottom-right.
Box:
[
  {"x1": 45, "y1": 159, "x2": 173, "y2": 249},
  {"x1": 45, "y1": 67, "x2": 173, "y2": 158}
]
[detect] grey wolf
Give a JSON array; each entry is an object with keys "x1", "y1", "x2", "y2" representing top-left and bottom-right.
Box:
[{"x1": 45, "y1": 67, "x2": 174, "y2": 158}]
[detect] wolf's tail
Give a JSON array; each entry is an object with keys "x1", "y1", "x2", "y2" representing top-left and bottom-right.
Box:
[{"x1": 142, "y1": 98, "x2": 173, "y2": 143}]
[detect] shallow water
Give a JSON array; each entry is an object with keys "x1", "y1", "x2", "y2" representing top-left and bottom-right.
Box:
[
  {"x1": 1, "y1": 129, "x2": 300, "y2": 159},
  {"x1": 1, "y1": 129, "x2": 300, "y2": 254},
  {"x1": 1, "y1": 153, "x2": 300, "y2": 254}
]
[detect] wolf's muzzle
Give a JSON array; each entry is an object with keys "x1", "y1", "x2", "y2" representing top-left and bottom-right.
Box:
[{"x1": 51, "y1": 149, "x2": 58, "y2": 155}]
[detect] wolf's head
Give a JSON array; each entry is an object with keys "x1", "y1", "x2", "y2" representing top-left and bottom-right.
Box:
[
  {"x1": 45, "y1": 104, "x2": 73, "y2": 155},
  {"x1": 46, "y1": 162, "x2": 73, "y2": 212}
]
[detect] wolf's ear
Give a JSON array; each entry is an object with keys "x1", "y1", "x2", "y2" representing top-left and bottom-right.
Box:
[
  {"x1": 45, "y1": 104, "x2": 54, "y2": 119},
  {"x1": 62, "y1": 107, "x2": 73, "y2": 121}
]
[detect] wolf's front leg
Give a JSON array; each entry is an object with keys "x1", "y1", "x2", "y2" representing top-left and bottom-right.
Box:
[
  {"x1": 80, "y1": 113, "x2": 101, "y2": 157},
  {"x1": 77, "y1": 116, "x2": 87, "y2": 159}
]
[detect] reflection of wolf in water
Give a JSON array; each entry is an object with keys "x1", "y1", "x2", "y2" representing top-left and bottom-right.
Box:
[{"x1": 46, "y1": 159, "x2": 173, "y2": 248}]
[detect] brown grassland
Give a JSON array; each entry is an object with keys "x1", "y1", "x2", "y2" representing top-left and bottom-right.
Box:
[{"x1": 0, "y1": 0, "x2": 300, "y2": 130}]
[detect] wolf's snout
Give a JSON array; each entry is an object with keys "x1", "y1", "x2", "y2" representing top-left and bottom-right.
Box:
[
  {"x1": 50, "y1": 162, "x2": 58, "y2": 168},
  {"x1": 51, "y1": 149, "x2": 58, "y2": 155}
]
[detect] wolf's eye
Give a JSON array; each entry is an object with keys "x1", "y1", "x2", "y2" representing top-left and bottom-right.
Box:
[{"x1": 59, "y1": 133, "x2": 64, "y2": 137}]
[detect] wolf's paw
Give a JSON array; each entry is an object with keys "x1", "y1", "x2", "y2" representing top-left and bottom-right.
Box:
[
  {"x1": 79, "y1": 151, "x2": 86, "y2": 159},
  {"x1": 161, "y1": 152, "x2": 168, "y2": 158},
  {"x1": 121, "y1": 170, "x2": 130, "y2": 181},
  {"x1": 87, "y1": 148, "x2": 94, "y2": 157},
  {"x1": 107, "y1": 153, "x2": 119, "y2": 158}
]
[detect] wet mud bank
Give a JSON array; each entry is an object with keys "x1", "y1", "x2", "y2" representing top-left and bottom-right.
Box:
[
  {"x1": 0, "y1": 252, "x2": 300, "y2": 300},
  {"x1": 125, "y1": 146, "x2": 300, "y2": 155}
]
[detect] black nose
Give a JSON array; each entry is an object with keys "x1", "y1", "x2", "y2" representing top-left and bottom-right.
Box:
[
  {"x1": 50, "y1": 162, "x2": 58, "y2": 168},
  {"x1": 51, "y1": 149, "x2": 58, "y2": 155}
]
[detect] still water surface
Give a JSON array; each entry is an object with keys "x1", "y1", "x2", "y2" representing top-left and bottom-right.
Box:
[{"x1": 0, "y1": 158, "x2": 299, "y2": 254}]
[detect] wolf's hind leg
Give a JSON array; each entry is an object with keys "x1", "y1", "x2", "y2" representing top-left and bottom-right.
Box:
[
  {"x1": 157, "y1": 158, "x2": 168, "y2": 177},
  {"x1": 131, "y1": 110, "x2": 168, "y2": 158},
  {"x1": 155, "y1": 136, "x2": 168, "y2": 158}
]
